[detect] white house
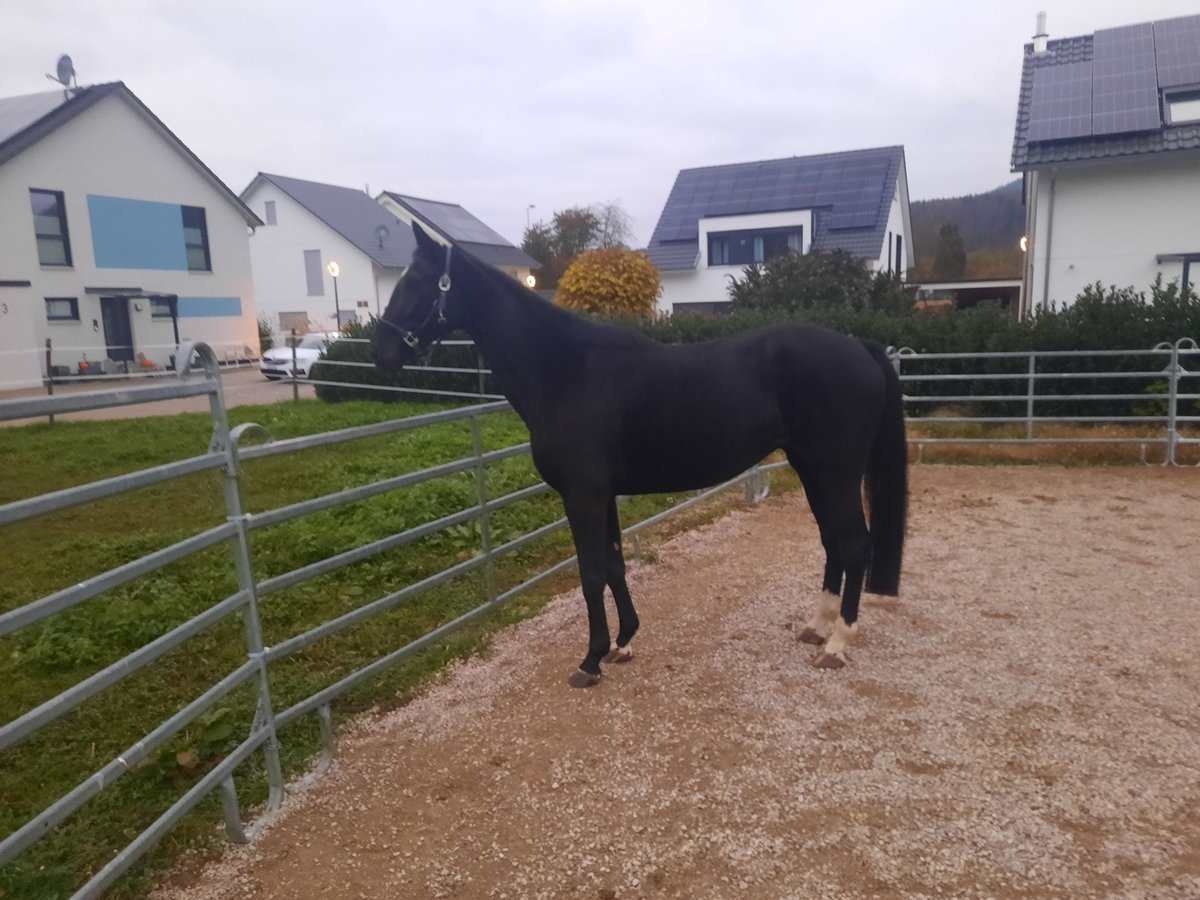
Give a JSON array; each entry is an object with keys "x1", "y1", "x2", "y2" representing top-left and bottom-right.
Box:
[
  {"x1": 1012, "y1": 13, "x2": 1200, "y2": 318},
  {"x1": 645, "y1": 146, "x2": 913, "y2": 315},
  {"x1": 377, "y1": 192, "x2": 539, "y2": 287},
  {"x1": 0, "y1": 82, "x2": 261, "y2": 390},
  {"x1": 240, "y1": 173, "x2": 416, "y2": 335}
]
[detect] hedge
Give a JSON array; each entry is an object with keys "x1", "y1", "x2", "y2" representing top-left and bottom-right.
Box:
[{"x1": 313, "y1": 279, "x2": 1199, "y2": 418}]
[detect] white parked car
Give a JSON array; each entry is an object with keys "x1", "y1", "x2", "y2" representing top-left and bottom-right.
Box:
[{"x1": 261, "y1": 332, "x2": 340, "y2": 380}]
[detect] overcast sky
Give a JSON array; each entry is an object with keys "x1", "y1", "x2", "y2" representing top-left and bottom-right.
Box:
[{"x1": 6, "y1": 1, "x2": 1199, "y2": 248}]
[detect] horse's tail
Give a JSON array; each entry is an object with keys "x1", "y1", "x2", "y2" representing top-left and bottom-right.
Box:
[{"x1": 863, "y1": 342, "x2": 907, "y2": 596}]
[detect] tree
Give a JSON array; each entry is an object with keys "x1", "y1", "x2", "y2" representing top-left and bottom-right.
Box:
[
  {"x1": 521, "y1": 201, "x2": 634, "y2": 289},
  {"x1": 556, "y1": 248, "x2": 661, "y2": 320},
  {"x1": 520, "y1": 222, "x2": 556, "y2": 273},
  {"x1": 593, "y1": 201, "x2": 633, "y2": 249},
  {"x1": 932, "y1": 223, "x2": 967, "y2": 279},
  {"x1": 727, "y1": 249, "x2": 913, "y2": 314}
]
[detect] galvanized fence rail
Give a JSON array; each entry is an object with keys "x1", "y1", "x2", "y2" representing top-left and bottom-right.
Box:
[
  {"x1": 890, "y1": 338, "x2": 1199, "y2": 464},
  {"x1": 0, "y1": 342, "x2": 778, "y2": 898},
  {"x1": 276, "y1": 334, "x2": 1198, "y2": 464}
]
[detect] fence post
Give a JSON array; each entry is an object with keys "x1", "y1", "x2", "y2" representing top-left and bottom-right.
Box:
[
  {"x1": 470, "y1": 414, "x2": 497, "y2": 603},
  {"x1": 193, "y1": 346, "x2": 286, "y2": 820},
  {"x1": 290, "y1": 329, "x2": 299, "y2": 402},
  {"x1": 1165, "y1": 342, "x2": 1181, "y2": 466},
  {"x1": 1026, "y1": 353, "x2": 1037, "y2": 441},
  {"x1": 477, "y1": 346, "x2": 487, "y2": 400}
]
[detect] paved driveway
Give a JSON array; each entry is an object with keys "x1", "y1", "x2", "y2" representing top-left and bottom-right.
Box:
[{"x1": 0, "y1": 367, "x2": 315, "y2": 426}]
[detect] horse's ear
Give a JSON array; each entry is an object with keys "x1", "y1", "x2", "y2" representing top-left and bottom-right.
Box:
[{"x1": 412, "y1": 222, "x2": 438, "y2": 255}]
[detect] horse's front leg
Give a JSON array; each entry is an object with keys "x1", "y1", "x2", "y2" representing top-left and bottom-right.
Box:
[
  {"x1": 563, "y1": 491, "x2": 614, "y2": 688},
  {"x1": 603, "y1": 497, "x2": 638, "y2": 664}
]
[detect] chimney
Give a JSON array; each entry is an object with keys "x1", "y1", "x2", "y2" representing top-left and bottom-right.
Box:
[{"x1": 1033, "y1": 12, "x2": 1048, "y2": 54}]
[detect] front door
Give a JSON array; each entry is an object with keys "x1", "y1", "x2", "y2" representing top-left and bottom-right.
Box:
[{"x1": 100, "y1": 296, "x2": 134, "y2": 362}]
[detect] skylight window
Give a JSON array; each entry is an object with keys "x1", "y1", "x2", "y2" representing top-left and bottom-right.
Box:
[{"x1": 1165, "y1": 89, "x2": 1200, "y2": 125}]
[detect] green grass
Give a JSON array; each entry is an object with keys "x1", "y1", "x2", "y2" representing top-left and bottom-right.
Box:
[{"x1": 0, "y1": 399, "x2": 762, "y2": 899}]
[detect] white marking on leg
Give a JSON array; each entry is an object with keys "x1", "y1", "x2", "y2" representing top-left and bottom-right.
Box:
[
  {"x1": 803, "y1": 590, "x2": 841, "y2": 635},
  {"x1": 608, "y1": 640, "x2": 634, "y2": 662},
  {"x1": 823, "y1": 616, "x2": 859, "y2": 658}
]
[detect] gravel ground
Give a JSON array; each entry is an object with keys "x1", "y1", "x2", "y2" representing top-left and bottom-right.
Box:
[{"x1": 159, "y1": 465, "x2": 1200, "y2": 900}]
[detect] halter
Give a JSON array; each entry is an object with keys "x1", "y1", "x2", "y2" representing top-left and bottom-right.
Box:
[{"x1": 377, "y1": 243, "x2": 453, "y2": 360}]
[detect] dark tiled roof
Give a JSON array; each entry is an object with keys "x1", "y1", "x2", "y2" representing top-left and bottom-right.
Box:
[
  {"x1": 1011, "y1": 15, "x2": 1200, "y2": 170},
  {"x1": 381, "y1": 192, "x2": 540, "y2": 269},
  {"x1": 646, "y1": 241, "x2": 700, "y2": 271},
  {"x1": 646, "y1": 146, "x2": 904, "y2": 271},
  {"x1": 0, "y1": 82, "x2": 259, "y2": 225},
  {"x1": 254, "y1": 174, "x2": 416, "y2": 268}
]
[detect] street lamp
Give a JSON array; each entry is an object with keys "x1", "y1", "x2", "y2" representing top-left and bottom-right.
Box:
[{"x1": 327, "y1": 260, "x2": 341, "y2": 329}]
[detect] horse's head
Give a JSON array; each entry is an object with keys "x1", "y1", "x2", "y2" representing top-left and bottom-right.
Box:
[{"x1": 371, "y1": 223, "x2": 461, "y2": 371}]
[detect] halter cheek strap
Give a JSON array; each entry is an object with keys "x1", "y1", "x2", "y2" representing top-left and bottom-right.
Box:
[{"x1": 381, "y1": 244, "x2": 453, "y2": 358}]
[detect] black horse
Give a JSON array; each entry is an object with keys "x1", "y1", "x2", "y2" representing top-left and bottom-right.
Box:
[{"x1": 372, "y1": 223, "x2": 907, "y2": 686}]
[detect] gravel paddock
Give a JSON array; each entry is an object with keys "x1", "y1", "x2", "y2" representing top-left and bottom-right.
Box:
[{"x1": 162, "y1": 465, "x2": 1200, "y2": 900}]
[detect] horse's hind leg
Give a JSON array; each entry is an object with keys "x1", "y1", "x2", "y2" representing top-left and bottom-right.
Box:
[
  {"x1": 789, "y1": 458, "x2": 843, "y2": 645},
  {"x1": 604, "y1": 498, "x2": 638, "y2": 663},
  {"x1": 813, "y1": 472, "x2": 871, "y2": 669}
]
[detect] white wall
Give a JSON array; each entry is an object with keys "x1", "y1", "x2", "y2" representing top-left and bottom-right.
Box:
[
  {"x1": 244, "y1": 181, "x2": 400, "y2": 334},
  {"x1": 878, "y1": 176, "x2": 913, "y2": 277},
  {"x1": 0, "y1": 90, "x2": 258, "y2": 387},
  {"x1": 0, "y1": 285, "x2": 41, "y2": 389},
  {"x1": 1025, "y1": 155, "x2": 1200, "y2": 312}
]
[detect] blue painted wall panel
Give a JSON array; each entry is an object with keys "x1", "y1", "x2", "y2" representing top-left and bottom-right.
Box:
[
  {"x1": 178, "y1": 296, "x2": 242, "y2": 318},
  {"x1": 88, "y1": 195, "x2": 188, "y2": 270}
]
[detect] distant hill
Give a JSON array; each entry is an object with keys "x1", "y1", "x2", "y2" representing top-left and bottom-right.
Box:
[{"x1": 910, "y1": 180, "x2": 1024, "y2": 279}]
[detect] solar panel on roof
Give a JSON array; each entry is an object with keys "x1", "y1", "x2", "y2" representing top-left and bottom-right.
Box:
[
  {"x1": 1027, "y1": 61, "x2": 1093, "y2": 142},
  {"x1": 1092, "y1": 23, "x2": 1160, "y2": 137},
  {"x1": 404, "y1": 198, "x2": 510, "y2": 245},
  {"x1": 650, "y1": 149, "x2": 897, "y2": 244},
  {"x1": 1154, "y1": 15, "x2": 1200, "y2": 89}
]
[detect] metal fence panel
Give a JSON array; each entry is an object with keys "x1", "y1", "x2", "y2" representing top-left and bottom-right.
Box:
[{"x1": 2, "y1": 338, "x2": 1196, "y2": 897}]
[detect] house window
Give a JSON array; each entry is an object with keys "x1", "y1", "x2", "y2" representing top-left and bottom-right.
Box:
[
  {"x1": 895, "y1": 234, "x2": 904, "y2": 276},
  {"x1": 708, "y1": 227, "x2": 803, "y2": 267},
  {"x1": 304, "y1": 250, "x2": 324, "y2": 296},
  {"x1": 150, "y1": 297, "x2": 176, "y2": 319},
  {"x1": 181, "y1": 206, "x2": 211, "y2": 271},
  {"x1": 264, "y1": 200, "x2": 277, "y2": 225},
  {"x1": 1165, "y1": 89, "x2": 1200, "y2": 125},
  {"x1": 30, "y1": 189, "x2": 73, "y2": 267},
  {"x1": 45, "y1": 297, "x2": 79, "y2": 321}
]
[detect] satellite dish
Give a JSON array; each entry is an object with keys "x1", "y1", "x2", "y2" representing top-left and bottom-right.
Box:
[
  {"x1": 47, "y1": 55, "x2": 77, "y2": 90},
  {"x1": 375, "y1": 225, "x2": 390, "y2": 248}
]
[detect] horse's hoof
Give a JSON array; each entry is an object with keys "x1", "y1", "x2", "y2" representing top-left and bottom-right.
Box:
[
  {"x1": 813, "y1": 651, "x2": 847, "y2": 670},
  {"x1": 797, "y1": 627, "x2": 826, "y2": 645},
  {"x1": 568, "y1": 668, "x2": 602, "y2": 688},
  {"x1": 604, "y1": 645, "x2": 634, "y2": 664}
]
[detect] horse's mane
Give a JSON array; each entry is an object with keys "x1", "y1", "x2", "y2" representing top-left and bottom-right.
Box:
[{"x1": 458, "y1": 244, "x2": 655, "y2": 352}]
